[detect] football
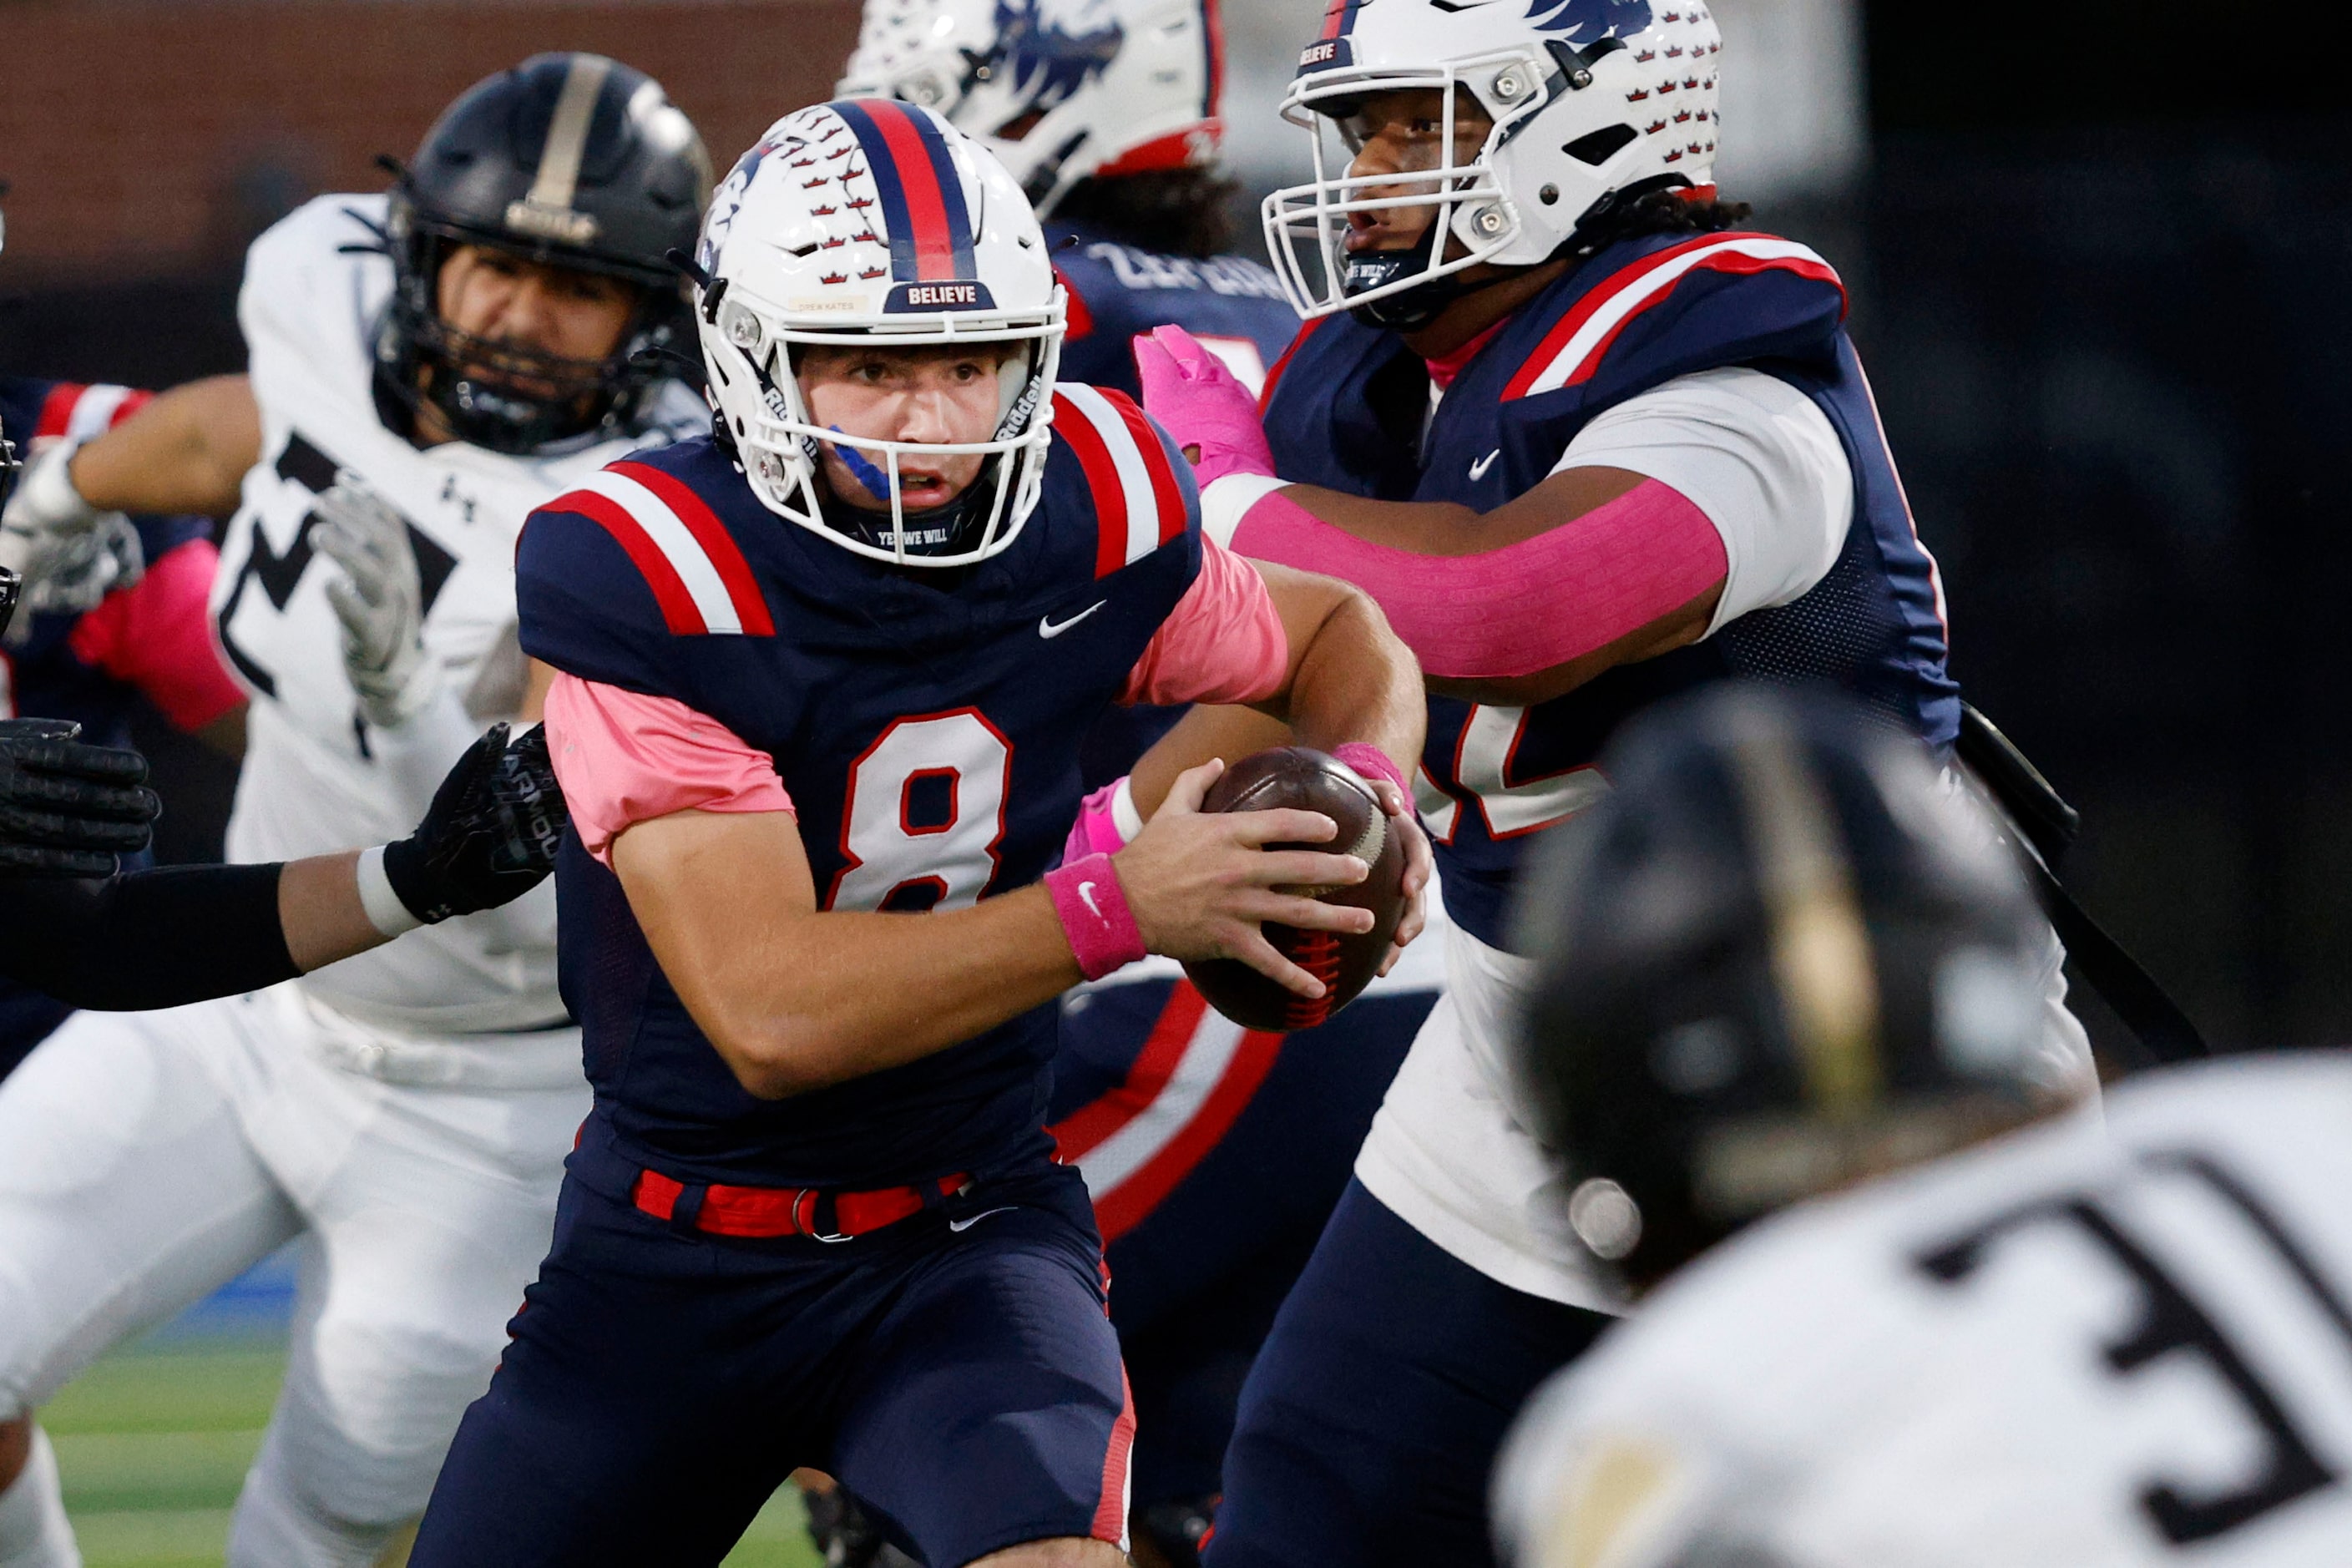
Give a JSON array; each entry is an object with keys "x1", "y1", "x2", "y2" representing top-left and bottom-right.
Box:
[{"x1": 1183, "y1": 746, "x2": 1408, "y2": 1033}]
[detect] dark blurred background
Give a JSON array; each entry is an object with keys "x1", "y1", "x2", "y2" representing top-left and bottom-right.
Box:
[{"x1": 5, "y1": 0, "x2": 2349, "y2": 1052}]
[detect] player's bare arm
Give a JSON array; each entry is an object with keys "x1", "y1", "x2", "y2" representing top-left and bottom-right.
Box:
[{"x1": 63, "y1": 373, "x2": 260, "y2": 518}]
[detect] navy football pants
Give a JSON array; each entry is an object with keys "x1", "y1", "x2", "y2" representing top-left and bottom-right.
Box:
[
  {"x1": 1206, "y1": 1179, "x2": 1613, "y2": 1568},
  {"x1": 409, "y1": 1161, "x2": 1131, "y2": 1567},
  {"x1": 1050, "y1": 979, "x2": 1433, "y2": 1508}
]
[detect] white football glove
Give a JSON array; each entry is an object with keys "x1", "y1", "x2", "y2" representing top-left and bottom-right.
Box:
[
  {"x1": 311, "y1": 475, "x2": 434, "y2": 729},
  {"x1": 0, "y1": 440, "x2": 144, "y2": 640}
]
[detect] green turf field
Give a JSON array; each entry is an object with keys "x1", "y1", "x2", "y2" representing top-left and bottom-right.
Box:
[{"x1": 47, "y1": 1339, "x2": 822, "y2": 1567}]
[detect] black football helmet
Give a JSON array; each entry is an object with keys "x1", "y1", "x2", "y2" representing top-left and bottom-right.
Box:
[
  {"x1": 1512, "y1": 685, "x2": 2053, "y2": 1291},
  {"x1": 379, "y1": 53, "x2": 711, "y2": 453}
]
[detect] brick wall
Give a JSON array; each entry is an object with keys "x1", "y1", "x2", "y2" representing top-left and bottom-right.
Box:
[{"x1": 2, "y1": 0, "x2": 863, "y2": 283}]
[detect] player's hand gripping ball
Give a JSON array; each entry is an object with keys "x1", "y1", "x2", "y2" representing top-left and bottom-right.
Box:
[{"x1": 1183, "y1": 746, "x2": 1406, "y2": 1032}]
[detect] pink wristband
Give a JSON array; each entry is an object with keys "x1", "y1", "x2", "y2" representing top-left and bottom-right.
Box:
[
  {"x1": 1046, "y1": 853, "x2": 1147, "y2": 981},
  {"x1": 1334, "y1": 742, "x2": 1409, "y2": 802}
]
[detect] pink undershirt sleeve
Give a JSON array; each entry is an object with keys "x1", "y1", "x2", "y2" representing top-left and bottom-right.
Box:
[
  {"x1": 65, "y1": 540, "x2": 246, "y2": 732},
  {"x1": 544, "y1": 673, "x2": 794, "y2": 868},
  {"x1": 1118, "y1": 534, "x2": 1290, "y2": 706},
  {"x1": 1227, "y1": 477, "x2": 1728, "y2": 680}
]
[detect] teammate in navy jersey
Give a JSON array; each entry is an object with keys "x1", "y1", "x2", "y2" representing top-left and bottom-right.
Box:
[
  {"x1": 0, "y1": 377, "x2": 246, "y2": 1076},
  {"x1": 408, "y1": 100, "x2": 1427, "y2": 1568},
  {"x1": 838, "y1": 8, "x2": 1434, "y2": 1562},
  {"x1": 1130, "y1": 3, "x2": 2101, "y2": 1563}
]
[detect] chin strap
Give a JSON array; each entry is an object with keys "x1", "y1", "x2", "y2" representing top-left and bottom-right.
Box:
[{"x1": 1343, "y1": 223, "x2": 1537, "y2": 332}]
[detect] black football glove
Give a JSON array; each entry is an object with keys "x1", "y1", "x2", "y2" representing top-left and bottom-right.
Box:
[
  {"x1": 0, "y1": 717, "x2": 160, "y2": 877},
  {"x1": 380, "y1": 721, "x2": 569, "y2": 924}
]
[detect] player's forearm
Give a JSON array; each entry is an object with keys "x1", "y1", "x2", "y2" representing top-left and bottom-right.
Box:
[
  {"x1": 68, "y1": 375, "x2": 260, "y2": 519},
  {"x1": 1262, "y1": 588, "x2": 1425, "y2": 781},
  {"x1": 278, "y1": 850, "x2": 392, "y2": 972},
  {"x1": 1222, "y1": 468, "x2": 1725, "y2": 690},
  {"x1": 665, "y1": 890, "x2": 1082, "y2": 1100}
]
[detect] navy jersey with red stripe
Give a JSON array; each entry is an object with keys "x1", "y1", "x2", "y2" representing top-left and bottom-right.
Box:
[
  {"x1": 518, "y1": 387, "x2": 1201, "y2": 1191},
  {"x1": 1050, "y1": 222, "x2": 1300, "y2": 402},
  {"x1": 1260, "y1": 231, "x2": 1960, "y2": 950}
]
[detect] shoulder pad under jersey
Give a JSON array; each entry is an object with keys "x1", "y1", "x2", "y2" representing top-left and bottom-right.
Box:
[
  {"x1": 1044, "y1": 382, "x2": 1202, "y2": 582},
  {"x1": 518, "y1": 438, "x2": 776, "y2": 692},
  {"x1": 1500, "y1": 231, "x2": 1849, "y2": 406}
]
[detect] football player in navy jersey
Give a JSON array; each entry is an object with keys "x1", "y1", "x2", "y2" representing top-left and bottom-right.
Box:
[
  {"x1": 837, "y1": 0, "x2": 1299, "y2": 404},
  {"x1": 0, "y1": 376, "x2": 248, "y2": 1076},
  {"x1": 407, "y1": 101, "x2": 1427, "y2": 1568},
  {"x1": 1127, "y1": 3, "x2": 2102, "y2": 1564},
  {"x1": 837, "y1": 7, "x2": 1440, "y2": 1562}
]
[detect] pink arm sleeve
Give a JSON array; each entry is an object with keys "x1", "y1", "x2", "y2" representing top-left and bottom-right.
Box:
[
  {"x1": 1119, "y1": 535, "x2": 1289, "y2": 706},
  {"x1": 544, "y1": 673, "x2": 794, "y2": 867},
  {"x1": 65, "y1": 540, "x2": 245, "y2": 732},
  {"x1": 1227, "y1": 478, "x2": 1727, "y2": 680}
]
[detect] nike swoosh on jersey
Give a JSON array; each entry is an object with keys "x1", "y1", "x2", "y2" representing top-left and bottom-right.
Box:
[
  {"x1": 948, "y1": 1206, "x2": 1019, "y2": 1233},
  {"x1": 1039, "y1": 600, "x2": 1108, "y2": 638},
  {"x1": 1469, "y1": 448, "x2": 1502, "y2": 481}
]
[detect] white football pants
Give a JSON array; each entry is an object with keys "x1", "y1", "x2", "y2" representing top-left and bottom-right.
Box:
[{"x1": 0, "y1": 984, "x2": 587, "y2": 1567}]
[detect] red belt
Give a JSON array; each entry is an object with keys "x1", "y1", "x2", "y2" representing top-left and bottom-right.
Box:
[{"x1": 632, "y1": 1168, "x2": 970, "y2": 1242}]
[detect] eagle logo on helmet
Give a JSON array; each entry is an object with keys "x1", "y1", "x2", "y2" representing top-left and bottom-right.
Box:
[
  {"x1": 994, "y1": 0, "x2": 1125, "y2": 114},
  {"x1": 1524, "y1": 0, "x2": 1651, "y2": 41}
]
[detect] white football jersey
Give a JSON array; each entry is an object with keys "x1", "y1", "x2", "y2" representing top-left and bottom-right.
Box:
[
  {"x1": 1494, "y1": 1054, "x2": 2352, "y2": 1568},
  {"x1": 214, "y1": 194, "x2": 703, "y2": 1034}
]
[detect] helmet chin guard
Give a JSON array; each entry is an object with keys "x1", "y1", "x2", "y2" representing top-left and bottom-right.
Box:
[
  {"x1": 695, "y1": 100, "x2": 1065, "y2": 569},
  {"x1": 1262, "y1": 0, "x2": 1723, "y2": 323}
]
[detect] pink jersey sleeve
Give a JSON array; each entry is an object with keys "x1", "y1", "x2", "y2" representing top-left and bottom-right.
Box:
[
  {"x1": 64, "y1": 539, "x2": 245, "y2": 733},
  {"x1": 1118, "y1": 534, "x2": 1289, "y2": 707},
  {"x1": 544, "y1": 673, "x2": 794, "y2": 867}
]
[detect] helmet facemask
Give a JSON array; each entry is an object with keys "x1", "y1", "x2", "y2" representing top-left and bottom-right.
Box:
[
  {"x1": 703, "y1": 288, "x2": 1063, "y2": 568},
  {"x1": 1264, "y1": 55, "x2": 1544, "y2": 324},
  {"x1": 380, "y1": 216, "x2": 687, "y2": 455}
]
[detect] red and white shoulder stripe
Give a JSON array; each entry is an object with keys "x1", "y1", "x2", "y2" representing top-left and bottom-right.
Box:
[
  {"x1": 1503, "y1": 234, "x2": 1847, "y2": 402},
  {"x1": 35, "y1": 382, "x2": 154, "y2": 443},
  {"x1": 1052, "y1": 384, "x2": 1190, "y2": 579},
  {"x1": 541, "y1": 460, "x2": 776, "y2": 638}
]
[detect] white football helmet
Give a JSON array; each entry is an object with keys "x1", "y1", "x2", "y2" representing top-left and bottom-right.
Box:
[
  {"x1": 1263, "y1": 0, "x2": 1722, "y2": 323},
  {"x1": 836, "y1": 0, "x2": 1223, "y2": 215},
  {"x1": 695, "y1": 99, "x2": 1065, "y2": 567}
]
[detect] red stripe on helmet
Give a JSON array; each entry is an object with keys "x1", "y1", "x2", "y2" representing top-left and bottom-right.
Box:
[{"x1": 861, "y1": 100, "x2": 959, "y2": 281}]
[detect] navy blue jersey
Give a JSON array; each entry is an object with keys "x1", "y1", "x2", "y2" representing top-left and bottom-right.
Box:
[
  {"x1": 1047, "y1": 222, "x2": 1300, "y2": 785},
  {"x1": 0, "y1": 377, "x2": 225, "y2": 1070},
  {"x1": 519, "y1": 387, "x2": 1202, "y2": 1191},
  {"x1": 1050, "y1": 221, "x2": 1299, "y2": 402},
  {"x1": 1262, "y1": 231, "x2": 1959, "y2": 950}
]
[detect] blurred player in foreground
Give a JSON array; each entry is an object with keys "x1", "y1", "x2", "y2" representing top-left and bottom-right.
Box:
[
  {"x1": 407, "y1": 102, "x2": 1425, "y2": 1568},
  {"x1": 0, "y1": 53, "x2": 709, "y2": 1567},
  {"x1": 838, "y1": 4, "x2": 1434, "y2": 1561},
  {"x1": 1495, "y1": 685, "x2": 2351, "y2": 1566},
  {"x1": 1133, "y1": 3, "x2": 2099, "y2": 1561}
]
